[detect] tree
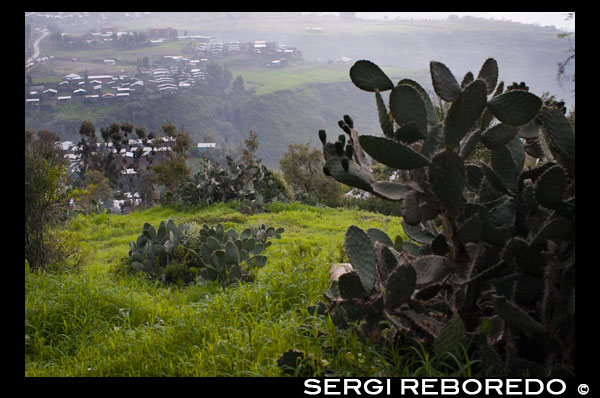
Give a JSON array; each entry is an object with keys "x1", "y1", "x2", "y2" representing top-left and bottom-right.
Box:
[
  {"x1": 35, "y1": 130, "x2": 64, "y2": 165},
  {"x1": 135, "y1": 126, "x2": 147, "y2": 140},
  {"x1": 231, "y1": 75, "x2": 246, "y2": 95},
  {"x1": 25, "y1": 129, "x2": 78, "y2": 269},
  {"x1": 223, "y1": 64, "x2": 233, "y2": 90},
  {"x1": 77, "y1": 121, "x2": 103, "y2": 178},
  {"x1": 80, "y1": 169, "x2": 112, "y2": 209},
  {"x1": 136, "y1": 168, "x2": 157, "y2": 207},
  {"x1": 151, "y1": 157, "x2": 190, "y2": 194},
  {"x1": 173, "y1": 131, "x2": 191, "y2": 159},
  {"x1": 120, "y1": 122, "x2": 134, "y2": 138},
  {"x1": 557, "y1": 12, "x2": 575, "y2": 91},
  {"x1": 279, "y1": 143, "x2": 346, "y2": 206},
  {"x1": 241, "y1": 131, "x2": 260, "y2": 165},
  {"x1": 204, "y1": 61, "x2": 232, "y2": 93},
  {"x1": 161, "y1": 123, "x2": 177, "y2": 138}
]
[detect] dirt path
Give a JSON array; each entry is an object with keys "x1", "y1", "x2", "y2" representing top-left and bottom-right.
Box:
[{"x1": 26, "y1": 30, "x2": 49, "y2": 64}]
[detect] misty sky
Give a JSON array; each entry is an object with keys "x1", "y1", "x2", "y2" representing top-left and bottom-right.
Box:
[{"x1": 342, "y1": 12, "x2": 575, "y2": 32}]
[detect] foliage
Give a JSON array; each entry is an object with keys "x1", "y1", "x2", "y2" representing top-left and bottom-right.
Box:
[
  {"x1": 186, "y1": 223, "x2": 284, "y2": 284},
  {"x1": 175, "y1": 156, "x2": 290, "y2": 210},
  {"x1": 26, "y1": 202, "x2": 426, "y2": 377},
  {"x1": 77, "y1": 120, "x2": 104, "y2": 178},
  {"x1": 126, "y1": 218, "x2": 192, "y2": 284},
  {"x1": 282, "y1": 57, "x2": 575, "y2": 377},
  {"x1": 42, "y1": 228, "x2": 91, "y2": 273},
  {"x1": 152, "y1": 157, "x2": 191, "y2": 199},
  {"x1": 125, "y1": 218, "x2": 284, "y2": 287},
  {"x1": 25, "y1": 129, "x2": 86, "y2": 270},
  {"x1": 241, "y1": 130, "x2": 260, "y2": 165},
  {"x1": 279, "y1": 143, "x2": 347, "y2": 207},
  {"x1": 75, "y1": 170, "x2": 113, "y2": 212}
]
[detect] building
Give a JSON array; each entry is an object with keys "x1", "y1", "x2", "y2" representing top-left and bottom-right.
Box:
[
  {"x1": 43, "y1": 88, "x2": 58, "y2": 97},
  {"x1": 84, "y1": 94, "x2": 99, "y2": 103},
  {"x1": 100, "y1": 26, "x2": 118, "y2": 34},
  {"x1": 197, "y1": 143, "x2": 216, "y2": 151},
  {"x1": 88, "y1": 75, "x2": 114, "y2": 82},
  {"x1": 146, "y1": 27, "x2": 173, "y2": 39}
]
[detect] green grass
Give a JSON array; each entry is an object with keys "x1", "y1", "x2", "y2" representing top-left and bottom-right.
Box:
[
  {"x1": 42, "y1": 40, "x2": 191, "y2": 63},
  {"x1": 25, "y1": 202, "x2": 478, "y2": 377},
  {"x1": 231, "y1": 64, "x2": 418, "y2": 96}
]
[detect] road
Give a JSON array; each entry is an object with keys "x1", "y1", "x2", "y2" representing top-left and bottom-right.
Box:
[{"x1": 26, "y1": 30, "x2": 49, "y2": 64}]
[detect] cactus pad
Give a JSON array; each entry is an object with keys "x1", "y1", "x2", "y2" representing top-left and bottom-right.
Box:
[{"x1": 349, "y1": 60, "x2": 394, "y2": 92}]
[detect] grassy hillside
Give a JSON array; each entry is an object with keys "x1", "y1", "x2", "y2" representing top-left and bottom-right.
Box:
[
  {"x1": 25, "y1": 203, "x2": 431, "y2": 377},
  {"x1": 230, "y1": 63, "x2": 416, "y2": 96}
]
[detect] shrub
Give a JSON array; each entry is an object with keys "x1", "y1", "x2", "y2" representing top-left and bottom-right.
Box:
[
  {"x1": 25, "y1": 129, "x2": 83, "y2": 270},
  {"x1": 175, "y1": 157, "x2": 290, "y2": 210},
  {"x1": 124, "y1": 219, "x2": 284, "y2": 286},
  {"x1": 43, "y1": 229, "x2": 91, "y2": 272},
  {"x1": 279, "y1": 143, "x2": 347, "y2": 206}
]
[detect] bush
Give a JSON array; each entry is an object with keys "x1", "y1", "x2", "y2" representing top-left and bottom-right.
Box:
[
  {"x1": 123, "y1": 219, "x2": 284, "y2": 287},
  {"x1": 25, "y1": 129, "x2": 81, "y2": 270},
  {"x1": 279, "y1": 143, "x2": 347, "y2": 207},
  {"x1": 341, "y1": 193, "x2": 404, "y2": 217},
  {"x1": 43, "y1": 229, "x2": 91, "y2": 272}
]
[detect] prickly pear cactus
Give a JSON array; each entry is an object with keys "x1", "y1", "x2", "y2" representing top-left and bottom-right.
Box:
[
  {"x1": 193, "y1": 223, "x2": 284, "y2": 284},
  {"x1": 313, "y1": 57, "x2": 575, "y2": 377},
  {"x1": 128, "y1": 219, "x2": 191, "y2": 282},
  {"x1": 176, "y1": 157, "x2": 290, "y2": 208},
  {"x1": 127, "y1": 219, "x2": 284, "y2": 286}
]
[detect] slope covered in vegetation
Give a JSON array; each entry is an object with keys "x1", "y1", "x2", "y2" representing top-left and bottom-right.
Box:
[{"x1": 26, "y1": 203, "x2": 431, "y2": 377}]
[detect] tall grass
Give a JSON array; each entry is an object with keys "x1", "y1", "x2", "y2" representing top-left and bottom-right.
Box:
[{"x1": 25, "y1": 202, "x2": 477, "y2": 376}]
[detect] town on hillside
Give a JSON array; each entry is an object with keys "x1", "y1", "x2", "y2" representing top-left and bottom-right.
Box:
[{"x1": 25, "y1": 22, "x2": 305, "y2": 107}]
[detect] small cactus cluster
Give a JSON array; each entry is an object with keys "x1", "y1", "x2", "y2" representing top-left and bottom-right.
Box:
[
  {"x1": 176, "y1": 156, "x2": 289, "y2": 209},
  {"x1": 128, "y1": 219, "x2": 191, "y2": 282},
  {"x1": 190, "y1": 223, "x2": 284, "y2": 284},
  {"x1": 127, "y1": 219, "x2": 284, "y2": 286},
  {"x1": 298, "y1": 57, "x2": 575, "y2": 377}
]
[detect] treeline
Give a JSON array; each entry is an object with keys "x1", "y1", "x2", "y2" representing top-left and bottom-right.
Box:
[
  {"x1": 24, "y1": 118, "x2": 403, "y2": 271},
  {"x1": 25, "y1": 81, "x2": 381, "y2": 168}
]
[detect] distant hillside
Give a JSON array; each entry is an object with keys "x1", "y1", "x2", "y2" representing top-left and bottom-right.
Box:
[
  {"x1": 26, "y1": 14, "x2": 575, "y2": 168},
  {"x1": 24, "y1": 81, "x2": 388, "y2": 168},
  {"x1": 173, "y1": 13, "x2": 575, "y2": 107}
]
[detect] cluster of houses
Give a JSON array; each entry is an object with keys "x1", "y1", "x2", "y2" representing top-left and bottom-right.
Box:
[
  {"x1": 60, "y1": 136, "x2": 173, "y2": 211},
  {"x1": 59, "y1": 136, "x2": 216, "y2": 212},
  {"x1": 26, "y1": 72, "x2": 146, "y2": 107},
  {"x1": 26, "y1": 26, "x2": 305, "y2": 108},
  {"x1": 149, "y1": 59, "x2": 208, "y2": 92},
  {"x1": 25, "y1": 60, "x2": 211, "y2": 107},
  {"x1": 192, "y1": 39, "x2": 302, "y2": 67},
  {"x1": 61, "y1": 135, "x2": 175, "y2": 176}
]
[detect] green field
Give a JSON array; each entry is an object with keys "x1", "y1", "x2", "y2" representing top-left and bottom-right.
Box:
[
  {"x1": 41, "y1": 40, "x2": 191, "y2": 62},
  {"x1": 25, "y1": 202, "x2": 480, "y2": 377},
  {"x1": 231, "y1": 64, "x2": 420, "y2": 96}
]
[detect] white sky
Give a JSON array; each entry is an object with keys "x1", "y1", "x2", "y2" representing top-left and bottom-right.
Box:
[{"x1": 351, "y1": 12, "x2": 575, "y2": 32}]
